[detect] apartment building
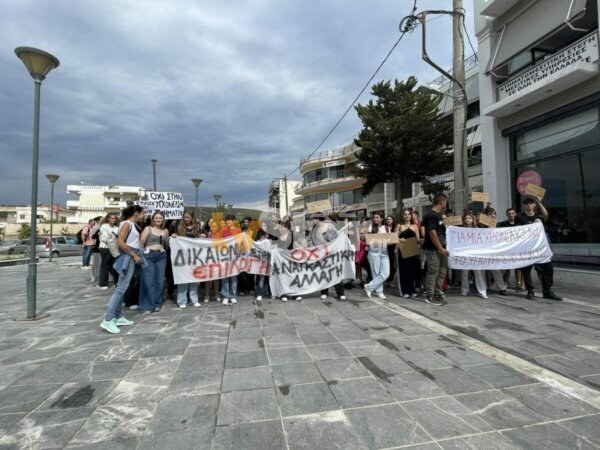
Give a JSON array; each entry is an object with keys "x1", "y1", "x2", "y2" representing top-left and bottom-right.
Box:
[{"x1": 66, "y1": 184, "x2": 147, "y2": 223}]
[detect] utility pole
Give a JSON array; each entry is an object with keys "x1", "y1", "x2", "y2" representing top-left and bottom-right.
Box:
[
  {"x1": 283, "y1": 174, "x2": 289, "y2": 218},
  {"x1": 418, "y1": 2, "x2": 469, "y2": 215}
]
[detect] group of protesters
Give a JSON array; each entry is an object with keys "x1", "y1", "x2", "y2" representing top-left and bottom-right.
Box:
[{"x1": 94, "y1": 190, "x2": 561, "y2": 334}]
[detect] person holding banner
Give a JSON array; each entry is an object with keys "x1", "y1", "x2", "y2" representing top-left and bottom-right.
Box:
[
  {"x1": 517, "y1": 197, "x2": 562, "y2": 301},
  {"x1": 364, "y1": 212, "x2": 390, "y2": 300},
  {"x1": 459, "y1": 213, "x2": 489, "y2": 299},
  {"x1": 100, "y1": 205, "x2": 144, "y2": 334},
  {"x1": 139, "y1": 211, "x2": 169, "y2": 314},
  {"x1": 173, "y1": 210, "x2": 202, "y2": 308},
  {"x1": 421, "y1": 193, "x2": 449, "y2": 306},
  {"x1": 274, "y1": 219, "x2": 302, "y2": 301},
  {"x1": 220, "y1": 214, "x2": 241, "y2": 305},
  {"x1": 395, "y1": 209, "x2": 420, "y2": 298},
  {"x1": 309, "y1": 213, "x2": 346, "y2": 300}
]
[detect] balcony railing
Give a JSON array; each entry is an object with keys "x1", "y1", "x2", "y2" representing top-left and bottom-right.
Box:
[
  {"x1": 428, "y1": 53, "x2": 479, "y2": 90},
  {"x1": 295, "y1": 173, "x2": 363, "y2": 194},
  {"x1": 299, "y1": 142, "x2": 360, "y2": 166}
]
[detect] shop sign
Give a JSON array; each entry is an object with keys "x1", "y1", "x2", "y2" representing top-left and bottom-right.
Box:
[
  {"x1": 323, "y1": 159, "x2": 346, "y2": 168},
  {"x1": 516, "y1": 170, "x2": 542, "y2": 195},
  {"x1": 499, "y1": 32, "x2": 599, "y2": 100}
]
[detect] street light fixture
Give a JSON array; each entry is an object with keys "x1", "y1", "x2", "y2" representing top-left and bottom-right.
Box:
[
  {"x1": 213, "y1": 194, "x2": 221, "y2": 211},
  {"x1": 46, "y1": 174, "x2": 60, "y2": 262},
  {"x1": 151, "y1": 159, "x2": 157, "y2": 191},
  {"x1": 191, "y1": 178, "x2": 202, "y2": 222},
  {"x1": 15, "y1": 46, "x2": 60, "y2": 320}
]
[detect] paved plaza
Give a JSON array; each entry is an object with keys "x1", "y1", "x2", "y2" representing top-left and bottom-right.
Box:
[{"x1": 0, "y1": 258, "x2": 599, "y2": 449}]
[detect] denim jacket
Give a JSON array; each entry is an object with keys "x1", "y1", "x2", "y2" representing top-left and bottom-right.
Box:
[{"x1": 112, "y1": 246, "x2": 145, "y2": 277}]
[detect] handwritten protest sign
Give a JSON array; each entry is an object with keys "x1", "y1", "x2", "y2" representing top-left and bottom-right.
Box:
[
  {"x1": 478, "y1": 214, "x2": 496, "y2": 228},
  {"x1": 525, "y1": 183, "x2": 546, "y2": 200},
  {"x1": 447, "y1": 222, "x2": 552, "y2": 270},
  {"x1": 470, "y1": 192, "x2": 490, "y2": 203},
  {"x1": 444, "y1": 216, "x2": 463, "y2": 226},
  {"x1": 399, "y1": 237, "x2": 419, "y2": 258},
  {"x1": 136, "y1": 192, "x2": 184, "y2": 219},
  {"x1": 365, "y1": 233, "x2": 399, "y2": 246},
  {"x1": 306, "y1": 199, "x2": 332, "y2": 214}
]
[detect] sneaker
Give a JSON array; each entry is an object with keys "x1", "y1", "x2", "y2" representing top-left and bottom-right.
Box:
[
  {"x1": 230, "y1": 298, "x2": 238, "y2": 304},
  {"x1": 179, "y1": 304, "x2": 187, "y2": 309},
  {"x1": 216, "y1": 297, "x2": 222, "y2": 303},
  {"x1": 526, "y1": 290, "x2": 535, "y2": 300},
  {"x1": 402, "y1": 294, "x2": 410, "y2": 298},
  {"x1": 256, "y1": 296, "x2": 263, "y2": 301},
  {"x1": 203, "y1": 297, "x2": 209, "y2": 303},
  {"x1": 98, "y1": 286, "x2": 108, "y2": 290},
  {"x1": 425, "y1": 297, "x2": 444, "y2": 306},
  {"x1": 192, "y1": 302, "x2": 201, "y2": 308},
  {"x1": 116, "y1": 317, "x2": 134, "y2": 326},
  {"x1": 543, "y1": 291, "x2": 563, "y2": 301},
  {"x1": 320, "y1": 294, "x2": 327, "y2": 300},
  {"x1": 376, "y1": 293, "x2": 386, "y2": 299},
  {"x1": 152, "y1": 307, "x2": 161, "y2": 313},
  {"x1": 339, "y1": 295, "x2": 346, "y2": 300},
  {"x1": 82, "y1": 266, "x2": 90, "y2": 270},
  {"x1": 222, "y1": 298, "x2": 230, "y2": 305},
  {"x1": 280, "y1": 296, "x2": 288, "y2": 302},
  {"x1": 364, "y1": 287, "x2": 372, "y2": 299},
  {"x1": 460, "y1": 292, "x2": 468, "y2": 297},
  {"x1": 141, "y1": 310, "x2": 152, "y2": 315},
  {"x1": 128, "y1": 305, "x2": 139, "y2": 310},
  {"x1": 411, "y1": 293, "x2": 418, "y2": 298},
  {"x1": 498, "y1": 290, "x2": 508, "y2": 296},
  {"x1": 294, "y1": 296, "x2": 302, "y2": 301},
  {"x1": 100, "y1": 319, "x2": 121, "y2": 334},
  {"x1": 479, "y1": 294, "x2": 488, "y2": 299}
]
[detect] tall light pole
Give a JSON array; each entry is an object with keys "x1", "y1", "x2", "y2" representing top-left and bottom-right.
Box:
[
  {"x1": 213, "y1": 194, "x2": 221, "y2": 212},
  {"x1": 191, "y1": 178, "x2": 202, "y2": 222},
  {"x1": 151, "y1": 159, "x2": 157, "y2": 191},
  {"x1": 15, "y1": 46, "x2": 60, "y2": 320},
  {"x1": 46, "y1": 174, "x2": 60, "y2": 262}
]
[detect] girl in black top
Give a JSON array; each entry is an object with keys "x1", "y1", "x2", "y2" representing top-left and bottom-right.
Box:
[{"x1": 395, "y1": 209, "x2": 420, "y2": 298}]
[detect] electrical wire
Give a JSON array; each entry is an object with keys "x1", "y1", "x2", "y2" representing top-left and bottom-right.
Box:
[
  {"x1": 285, "y1": 1, "x2": 419, "y2": 178},
  {"x1": 463, "y1": 22, "x2": 478, "y2": 62}
]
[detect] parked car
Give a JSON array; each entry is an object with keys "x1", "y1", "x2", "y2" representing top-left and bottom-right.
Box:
[
  {"x1": 32, "y1": 236, "x2": 82, "y2": 258},
  {"x1": 0, "y1": 239, "x2": 29, "y2": 255}
]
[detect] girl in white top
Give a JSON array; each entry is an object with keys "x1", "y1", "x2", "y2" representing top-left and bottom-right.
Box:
[
  {"x1": 98, "y1": 213, "x2": 119, "y2": 289},
  {"x1": 364, "y1": 212, "x2": 391, "y2": 299}
]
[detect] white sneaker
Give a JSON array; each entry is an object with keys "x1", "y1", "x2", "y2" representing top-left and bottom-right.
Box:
[
  {"x1": 376, "y1": 293, "x2": 386, "y2": 299},
  {"x1": 179, "y1": 304, "x2": 187, "y2": 309},
  {"x1": 294, "y1": 296, "x2": 302, "y2": 301},
  {"x1": 339, "y1": 295, "x2": 346, "y2": 300},
  {"x1": 230, "y1": 298, "x2": 237, "y2": 304},
  {"x1": 479, "y1": 294, "x2": 488, "y2": 299},
  {"x1": 222, "y1": 298, "x2": 229, "y2": 305},
  {"x1": 98, "y1": 286, "x2": 108, "y2": 290},
  {"x1": 402, "y1": 294, "x2": 410, "y2": 298},
  {"x1": 256, "y1": 296, "x2": 263, "y2": 301},
  {"x1": 81, "y1": 266, "x2": 90, "y2": 270},
  {"x1": 192, "y1": 302, "x2": 201, "y2": 308},
  {"x1": 411, "y1": 293, "x2": 418, "y2": 298},
  {"x1": 364, "y1": 287, "x2": 372, "y2": 299},
  {"x1": 129, "y1": 305, "x2": 139, "y2": 310},
  {"x1": 216, "y1": 297, "x2": 221, "y2": 302},
  {"x1": 280, "y1": 296, "x2": 288, "y2": 302},
  {"x1": 203, "y1": 297, "x2": 209, "y2": 303},
  {"x1": 320, "y1": 294, "x2": 327, "y2": 300}
]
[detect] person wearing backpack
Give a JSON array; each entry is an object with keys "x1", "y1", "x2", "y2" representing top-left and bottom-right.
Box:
[
  {"x1": 81, "y1": 219, "x2": 97, "y2": 270},
  {"x1": 98, "y1": 213, "x2": 119, "y2": 290}
]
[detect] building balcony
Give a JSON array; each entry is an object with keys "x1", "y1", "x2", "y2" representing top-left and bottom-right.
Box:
[
  {"x1": 299, "y1": 143, "x2": 360, "y2": 173},
  {"x1": 295, "y1": 175, "x2": 365, "y2": 196},
  {"x1": 66, "y1": 200, "x2": 80, "y2": 209},
  {"x1": 480, "y1": 0, "x2": 521, "y2": 18}
]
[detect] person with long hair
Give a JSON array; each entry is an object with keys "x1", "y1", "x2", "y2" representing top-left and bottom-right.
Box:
[
  {"x1": 309, "y1": 213, "x2": 346, "y2": 300},
  {"x1": 363, "y1": 212, "x2": 391, "y2": 299},
  {"x1": 172, "y1": 210, "x2": 201, "y2": 308},
  {"x1": 98, "y1": 213, "x2": 119, "y2": 290},
  {"x1": 460, "y1": 212, "x2": 489, "y2": 299},
  {"x1": 221, "y1": 214, "x2": 242, "y2": 305},
  {"x1": 100, "y1": 205, "x2": 144, "y2": 334},
  {"x1": 385, "y1": 215, "x2": 397, "y2": 286},
  {"x1": 395, "y1": 209, "x2": 420, "y2": 298},
  {"x1": 139, "y1": 211, "x2": 169, "y2": 314}
]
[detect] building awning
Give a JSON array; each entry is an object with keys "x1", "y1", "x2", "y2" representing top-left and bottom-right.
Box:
[{"x1": 486, "y1": 0, "x2": 587, "y2": 73}]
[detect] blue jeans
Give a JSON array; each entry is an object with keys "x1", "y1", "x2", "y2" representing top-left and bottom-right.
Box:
[
  {"x1": 82, "y1": 245, "x2": 94, "y2": 267},
  {"x1": 177, "y1": 282, "x2": 199, "y2": 306},
  {"x1": 256, "y1": 275, "x2": 267, "y2": 297},
  {"x1": 105, "y1": 259, "x2": 136, "y2": 321},
  {"x1": 366, "y1": 252, "x2": 390, "y2": 294},
  {"x1": 139, "y1": 251, "x2": 166, "y2": 312},
  {"x1": 221, "y1": 276, "x2": 238, "y2": 299}
]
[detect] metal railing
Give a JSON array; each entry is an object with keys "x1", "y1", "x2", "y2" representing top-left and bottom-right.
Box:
[{"x1": 429, "y1": 53, "x2": 479, "y2": 90}]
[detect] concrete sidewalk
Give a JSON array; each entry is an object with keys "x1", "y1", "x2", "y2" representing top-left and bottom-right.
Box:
[{"x1": 0, "y1": 259, "x2": 599, "y2": 449}]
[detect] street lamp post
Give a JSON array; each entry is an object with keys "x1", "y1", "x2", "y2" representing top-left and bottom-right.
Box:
[
  {"x1": 151, "y1": 159, "x2": 157, "y2": 191},
  {"x1": 213, "y1": 194, "x2": 221, "y2": 212},
  {"x1": 46, "y1": 174, "x2": 60, "y2": 262},
  {"x1": 191, "y1": 178, "x2": 202, "y2": 222},
  {"x1": 15, "y1": 46, "x2": 60, "y2": 320}
]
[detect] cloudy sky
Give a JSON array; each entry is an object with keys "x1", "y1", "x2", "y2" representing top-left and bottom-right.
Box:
[{"x1": 0, "y1": 0, "x2": 476, "y2": 210}]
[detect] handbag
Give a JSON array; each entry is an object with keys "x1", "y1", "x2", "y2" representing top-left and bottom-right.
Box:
[{"x1": 106, "y1": 232, "x2": 120, "y2": 258}]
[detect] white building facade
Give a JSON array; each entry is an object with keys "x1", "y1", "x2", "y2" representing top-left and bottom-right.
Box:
[
  {"x1": 475, "y1": 0, "x2": 600, "y2": 266},
  {"x1": 66, "y1": 184, "x2": 147, "y2": 223}
]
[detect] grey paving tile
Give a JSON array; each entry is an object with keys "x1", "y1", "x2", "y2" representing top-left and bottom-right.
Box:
[
  {"x1": 284, "y1": 411, "x2": 364, "y2": 450},
  {"x1": 262, "y1": 324, "x2": 297, "y2": 336},
  {"x1": 346, "y1": 404, "x2": 430, "y2": 449},
  {"x1": 428, "y1": 367, "x2": 493, "y2": 395},
  {"x1": 386, "y1": 372, "x2": 446, "y2": 401},
  {"x1": 0, "y1": 412, "x2": 26, "y2": 437},
  {"x1": 316, "y1": 358, "x2": 370, "y2": 380},
  {"x1": 138, "y1": 427, "x2": 213, "y2": 450},
  {"x1": 462, "y1": 363, "x2": 536, "y2": 388},
  {"x1": 169, "y1": 366, "x2": 223, "y2": 395},
  {"x1": 271, "y1": 362, "x2": 323, "y2": 386},
  {"x1": 329, "y1": 377, "x2": 394, "y2": 408},
  {"x1": 277, "y1": 382, "x2": 339, "y2": 416},
  {"x1": 229, "y1": 327, "x2": 263, "y2": 339},
  {"x1": 357, "y1": 354, "x2": 414, "y2": 375},
  {"x1": 124, "y1": 356, "x2": 181, "y2": 387},
  {"x1": 141, "y1": 339, "x2": 190, "y2": 358},
  {"x1": 222, "y1": 366, "x2": 273, "y2": 392},
  {"x1": 227, "y1": 338, "x2": 265, "y2": 353},
  {"x1": 38, "y1": 380, "x2": 117, "y2": 411},
  {"x1": 72, "y1": 360, "x2": 136, "y2": 382},
  {"x1": 147, "y1": 392, "x2": 219, "y2": 434},
  {"x1": 10, "y1": 362, "x2": 88, "y2": 385},
  {"x1": 213, "y1": 420, "x2": 286, "y2": 450},
  {"x1": 433, "y1": 346, "x2": 495, "y2": 366},
  {"x1": 268, "y1": 347, "x2": 312, "y2": 365},
  {"x1": 558, "y1": 415, "x2": 600, "y2": 447},
  {"x1": 440, "y1": 432, "x2": 520, "y2": 449},
  {"x1": 264, "y1": 333, "x2": 303, "y2": 348},
  {"x1": 398, "y1": 350, "x2": 454, "y2": 371},
  {"x1": 225, "y1": 350, "x2": 268, "y2": 369},
  {"x1": 502, "y1": 422, "x2": 597, "y2": 449},
  {"x1": 297, "y1": 331, "x2": 339, "y2": 345},
  {"x1": 306, "y1": 343, "x2": 352, "y2": 361},
  {"x1": 0, "y1": 384, "x2": 61, "y2": 413},
  {"x1": 344, "y1": 340, "x2": 393, "y2": 357},
  {"x1": 179, "y1": 351, "x2": 225, "y2": 370},
  {"x1": 217, "y1": 389, "x2": 279, "y2": 425}
]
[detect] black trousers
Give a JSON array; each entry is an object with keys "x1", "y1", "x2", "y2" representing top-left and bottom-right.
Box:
[
  {"x1": 521, "y1": 261, "x2": 553, "y2": 293},
  {"x1": 321, "y1": 282, "x2": 344, "y2": 297},
  {"x1": 99, "y1": 248, "x2": 118, "y2": 287}
]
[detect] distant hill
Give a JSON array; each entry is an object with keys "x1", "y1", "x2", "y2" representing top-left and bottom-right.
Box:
[{"x1": 194, "y1": 206, "x2": 265, "y2": 223}]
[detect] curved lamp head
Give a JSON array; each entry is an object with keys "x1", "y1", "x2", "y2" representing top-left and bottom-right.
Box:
[
  {"x1": 213, "y1": 194, "x2": 221, "y2": 203},
  {"x1": 15, "y1": 47, "x2": 60, "y2": 82},
  {"x1": 191, "y1": 178, "x2": 202, "y2": 188},
  {"x1": 46, "y1": 174, "x2": 60, "y2": 184}
]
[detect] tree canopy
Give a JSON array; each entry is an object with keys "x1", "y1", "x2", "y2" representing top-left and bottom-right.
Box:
[{"x1": 354, "y1": 76, "x2": 452, "y2": 209}]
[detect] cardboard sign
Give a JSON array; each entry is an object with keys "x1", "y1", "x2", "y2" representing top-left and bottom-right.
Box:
[
  {"x1": 478, "y1": 214, "x2": 497, "y2": 228},
  {"x1": 525, "y1": 183, "x2": 546, "y2": 200},
  {"x1": 470, "y1": 192, "x2": 490, "y2": 203},
  {"x1": 136, "y1": 192, "x2": 184, "y2": 219},
  {"x1": 399, "y1": 237, "x2": 420, "y2": 258},
  {"x1": 246, "y1": 220, "x2": 261, "y2": 240},
  {"x1": 365, "y1": 233, "x2": 399, "y2": 246},
  {"x1": 444, "y1": 216, "x2": 463, "y2": 226},
  {"x1": 306, "y1": 199, "x2": 332, "y2": 214}
]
